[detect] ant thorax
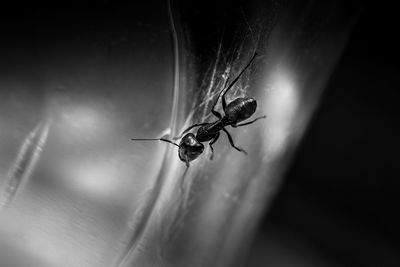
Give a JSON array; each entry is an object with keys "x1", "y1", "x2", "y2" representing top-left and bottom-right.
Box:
[{"x1": 196, "y1": 121, "x2": 224, "y2": 142}]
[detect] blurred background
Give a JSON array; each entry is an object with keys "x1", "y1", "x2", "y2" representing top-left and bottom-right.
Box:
[
  {"x1": 247, "y1": 2, "x2": 400, "y2": 266},
  {"x1": 0, "y1": 1, "x2": 398, "y2": 267}
]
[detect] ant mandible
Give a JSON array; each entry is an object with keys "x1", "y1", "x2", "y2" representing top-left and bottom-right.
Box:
[{"x1": 131, "y1": 52, "x2": 266, "y2": 167}]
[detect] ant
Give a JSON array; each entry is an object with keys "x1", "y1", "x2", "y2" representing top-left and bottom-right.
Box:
[{"x1": 131, "y1": 52, "x2": 265, "y2": 167}]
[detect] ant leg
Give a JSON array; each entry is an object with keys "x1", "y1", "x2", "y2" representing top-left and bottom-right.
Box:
[
  {"x1": 173, "y1": 123, "x2": 209, "y2": 140},
  {"x1": 209, "y1": 132, "x2": 220, "y2": 160},
  {"x1": 232, "y1": 115, "x2": 266, "y2": 128},
  {"x1": 222, "y1": 52, "x2": 257, "y2": 112},
  {"x1": 211, "y1": 108, "x2": 222, "y2": 119},
  {"x1": 222, "y1": 128, "x2": 248, "y2": 155},
  {"x1": 211, "y1": 77, "x2": 230, "y2": 119}
]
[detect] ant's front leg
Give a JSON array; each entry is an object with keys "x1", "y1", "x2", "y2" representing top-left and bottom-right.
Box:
[
  {"x1": 222, "y1": 128, "x2": 247, "y2": 155},
  {"x1": 209, "y1": 132, "x2": 220, "y2": 160},
  {"x1": 232, "y1": 115, "x2": 266, "y2": 128}
]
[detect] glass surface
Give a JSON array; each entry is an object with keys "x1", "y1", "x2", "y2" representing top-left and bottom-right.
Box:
[{"x1": 0, "y1": 1, "x2": 360, "y2": 267}]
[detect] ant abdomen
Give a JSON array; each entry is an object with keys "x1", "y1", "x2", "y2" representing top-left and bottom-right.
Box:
[{"x1": 225, "y1": 97, "x2": 257, "y2": 124}]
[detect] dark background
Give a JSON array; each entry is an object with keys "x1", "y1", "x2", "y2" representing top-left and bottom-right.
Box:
[{"x1": 248, "y1": 2, "x2": 400, "y2": 266}]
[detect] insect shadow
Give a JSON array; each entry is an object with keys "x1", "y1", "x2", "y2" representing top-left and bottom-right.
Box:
[{"x1": 132, "y1": 52, "x2": 266, "y2": 168}]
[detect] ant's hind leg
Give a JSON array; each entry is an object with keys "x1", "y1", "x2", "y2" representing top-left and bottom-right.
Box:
[
  {"x1": 232, "y1": 115, "x2": 266, "y2": 128},
  {"x1": 211, "y1": 77, "x2": 230, "y2": 119},
  {"x1": 222, "y1": 128, "x2": 248, "y2": 155},
  {"x1": 209, "y1": 132, "x2": 220, "y2": 160},
  {"x1": 211, "y1": 109, "x2": 222, "y2": 119},
  {"x1": 221, "y1": 52, "x2": 257, "y2": 113}
]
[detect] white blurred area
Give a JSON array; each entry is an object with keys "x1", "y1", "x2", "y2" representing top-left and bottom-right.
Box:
[
  {"x1": 0, "y1": 86, "x2": 171, "y2": 267},
  {"x1": 0, "y1": 94, "x2": 170, "y2": 266},
  {"x1": 0, "y1": 86, "x2": 170, "y2": 267},
  {"x1": 263, "y1": 65, "x2": 300, "y2": 155},
  {"x1": 0, "y1": 2, "x2": 174, "y2": 266}
]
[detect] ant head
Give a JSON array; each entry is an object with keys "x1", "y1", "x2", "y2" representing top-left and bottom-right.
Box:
[{"x1": 178, "y1": 133, "x2": 204, "y2": 162}]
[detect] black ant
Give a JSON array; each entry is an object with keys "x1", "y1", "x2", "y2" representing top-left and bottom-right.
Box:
[{"x1": 131, "y1": 52, "x2": 265, "y2": 167}]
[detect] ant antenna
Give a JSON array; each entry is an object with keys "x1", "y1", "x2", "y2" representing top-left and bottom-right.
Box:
[{"x1": 131, "y1": 138, "x2": 180, "y2": 148}]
